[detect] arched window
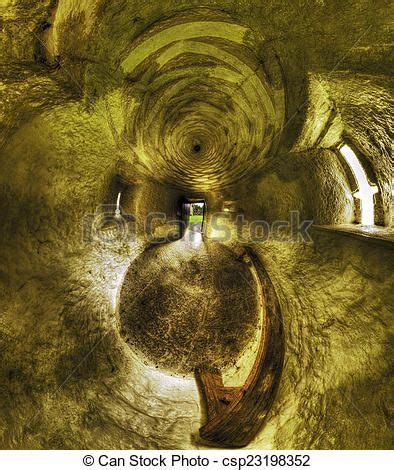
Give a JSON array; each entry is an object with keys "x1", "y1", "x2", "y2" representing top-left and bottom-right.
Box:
[{"x1": 339, "y1": 144, "x2": 378, "y2": 226}]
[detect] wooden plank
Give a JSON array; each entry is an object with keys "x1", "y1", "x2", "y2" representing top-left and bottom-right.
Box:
[
  {"x1": 195, "y1": 248, "x2": 285, "y2": 447},
  {"x1": 196, "y1": 369, "x2": 243, "y2": 418}
]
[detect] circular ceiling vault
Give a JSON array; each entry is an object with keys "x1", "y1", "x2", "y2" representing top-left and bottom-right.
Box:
[{"x1": 120, "y1": 9, "x2": 285, "y2": 192}]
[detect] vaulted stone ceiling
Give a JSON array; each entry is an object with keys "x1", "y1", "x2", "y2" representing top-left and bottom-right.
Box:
[
  {"x1": 115, "y1": 11, "x2": 282, "y2": 190},
  {"x1": 2, "y1": 0, "x2": 391, "y2": 195}
]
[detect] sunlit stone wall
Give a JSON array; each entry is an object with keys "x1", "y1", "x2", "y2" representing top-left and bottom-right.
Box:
[{"x1": 0, "y1": 0, "x2": 392, "y2": 450}]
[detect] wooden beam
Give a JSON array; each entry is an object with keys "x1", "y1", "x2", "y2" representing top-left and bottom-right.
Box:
[{"x1": 195, "y1": 248, "x2": 285, "y2": 447}]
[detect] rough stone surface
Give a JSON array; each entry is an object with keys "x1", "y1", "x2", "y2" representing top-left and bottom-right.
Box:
[
  {"x1": 0, "y1": 0, "x2": 392, "y2": 450},
  {"x1": 119, "y1": 236, "x2": 259, "y2": 375}
]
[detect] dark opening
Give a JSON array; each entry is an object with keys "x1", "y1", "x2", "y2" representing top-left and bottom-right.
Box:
[
  {"x1": 181, "y1": 199, "x2": 205, "y2": 237},
  {"x1": 193, "y1": 144, "x2": 201, "y2": 153}
]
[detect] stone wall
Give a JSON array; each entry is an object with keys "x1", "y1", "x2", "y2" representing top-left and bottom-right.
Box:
[{"x1": 0, "y1": 0, "x2": 392, "y2": 450}]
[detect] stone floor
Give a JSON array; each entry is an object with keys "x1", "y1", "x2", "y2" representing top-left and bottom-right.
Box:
[{"x1": 119, "y1": 222, "x2": 260, "y2": 376}]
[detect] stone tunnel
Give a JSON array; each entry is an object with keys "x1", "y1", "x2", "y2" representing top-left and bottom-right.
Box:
[{"x1": 0, "y1": 0, "x2": 393, "y2": 450}]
